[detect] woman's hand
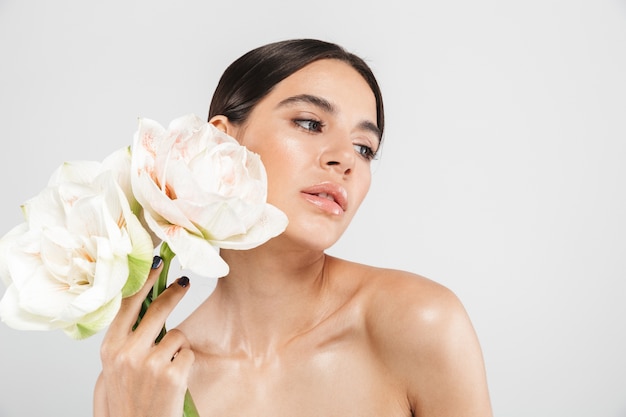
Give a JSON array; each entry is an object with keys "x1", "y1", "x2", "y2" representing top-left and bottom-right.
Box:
[{"x1": 94, "y1": 256, "x2": 194, "y2": 417}]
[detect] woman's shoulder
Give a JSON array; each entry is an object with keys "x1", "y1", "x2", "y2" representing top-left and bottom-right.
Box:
[
  {"x1": 328, "y1": 255, "x2": 476, "y2": 360},
  {"x1": 329, "y1": 255, "x2": 492, "y2": 415},
  {"x1": 328, "y1": 255, "x2": 463, "y2": 317}
]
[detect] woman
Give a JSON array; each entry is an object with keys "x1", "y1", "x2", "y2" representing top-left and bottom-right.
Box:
[{"x1": 94, "y1": 39, "x2": 493, "y2": 417}]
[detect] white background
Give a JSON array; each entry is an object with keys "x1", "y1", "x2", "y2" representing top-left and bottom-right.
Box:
[{"x1": 1, "y1": 1, "x2": 625, "y2": 416}]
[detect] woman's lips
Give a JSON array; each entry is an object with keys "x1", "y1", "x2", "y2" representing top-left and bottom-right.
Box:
[{"x1": 301, "y1": 182, "x2": 348, "y2": 215}]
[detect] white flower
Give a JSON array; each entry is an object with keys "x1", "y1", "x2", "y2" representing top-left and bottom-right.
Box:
[
  {"x1": 0, "y1": 148, "x2": 154, "y2": 339},
  {"x1": 131, "y1": 114, "x2": 288, "y2": 278}
]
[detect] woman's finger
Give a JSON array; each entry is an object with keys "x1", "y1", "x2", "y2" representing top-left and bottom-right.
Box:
[
  {"x1": 169, "y1": 347, "x2": 195, "y2": 376},
  {"x1": 105, "y1": 256, "x2": 163, "y2": 339},
  {"x1": 152, "y1": 328, "x2": 192, "y2": 363},
  {"x1": 131, "y1": 276, "x2": 191, "y2": 344}
]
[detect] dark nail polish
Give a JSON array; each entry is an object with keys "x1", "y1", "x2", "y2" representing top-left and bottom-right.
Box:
[
  {"x1": 177, "y1": 276, "x2": 190, "y2": 288},
  {"x1": 151, "y1": 256, "x2": 162, "y2": 269}
]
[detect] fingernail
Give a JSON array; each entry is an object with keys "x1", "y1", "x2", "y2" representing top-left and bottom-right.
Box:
[
  {"x1": 151, "y1": 256, "x2": 162, "y2": 269},
  {"x1": 177, "y1": 276, "x2": 190, "y2": 288}
]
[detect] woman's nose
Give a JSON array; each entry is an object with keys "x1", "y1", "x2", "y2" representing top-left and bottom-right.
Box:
[{"x1": 321, "y1": 138, "x2": 355, "y2": 176}]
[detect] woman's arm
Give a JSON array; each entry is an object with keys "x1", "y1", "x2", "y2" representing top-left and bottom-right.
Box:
[{"x1": 93, "y1": 257, "x2": 194, "y2": 417}]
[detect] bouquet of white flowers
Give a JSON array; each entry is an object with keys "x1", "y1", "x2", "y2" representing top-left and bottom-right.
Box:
[{"x1": 0, "y1": 113, "x2": 288, "y2": 416}]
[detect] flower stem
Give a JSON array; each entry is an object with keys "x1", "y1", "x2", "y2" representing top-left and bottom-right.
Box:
[
  {"x1": 183, "y1": 389, "x2": 200, "y2": 417},
  {"x1": 154, "y1": 242, "x2": 175, "y2": 299},
  {"x1": 153, "y1": 242, "x2": 174, "y2": 342},
  {"x1": 146, "y1": 242, "x2": 200, "y2": 416}
]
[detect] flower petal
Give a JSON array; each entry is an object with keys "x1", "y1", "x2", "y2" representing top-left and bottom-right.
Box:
[
  {"x1": 63, "y1": 293, "x2": 122, "y2": 339},
  {"x1": 48, "y1": 160, "x2": 101, "y2": 186},
  {"x1": 121, "y1": 199, "x2": 154, "y2": 297},
  {"x1": 214, "y1": 203, "x2": 288, "y2": 250},
  {"x1": 0, "y1": 223, "x2": 29, "y2": 287},
  {"x1": 0, "y1": 285, "x2": 65, "y2": 331},
  {"x1": 133, "y1": 169, "x2": 201, "y2": 233},
  {"x1": 159, "y1": 222, "x2": 229, "y2": 278}
]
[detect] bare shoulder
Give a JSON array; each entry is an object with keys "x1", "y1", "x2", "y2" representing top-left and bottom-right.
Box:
[
  {"x1": 328, "y1": 256, "x2": 493, "y2": 416},
  {"x1": 327, "y1": 255, "x2": 464, "y2": 331},
  {"x1": 365, "y1": 266, "x2": 466, "y2": 337},
  {"x1": 359, "y1": 263, "x2": 475, "y2": 367}
]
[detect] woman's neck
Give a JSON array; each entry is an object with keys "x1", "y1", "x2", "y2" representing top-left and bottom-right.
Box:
[{"x1": 197, "y1": 239, "x2": 334, "y2": 359}]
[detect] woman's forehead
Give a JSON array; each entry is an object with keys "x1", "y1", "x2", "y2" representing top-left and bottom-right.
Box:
[{"x1": 261, "y1": 59, "x2": 377, "y2": 116}]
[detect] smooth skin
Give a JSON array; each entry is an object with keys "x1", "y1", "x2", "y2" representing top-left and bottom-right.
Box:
[{"x1": 94, "y1": 60, "x2": 493, "y2": 417}]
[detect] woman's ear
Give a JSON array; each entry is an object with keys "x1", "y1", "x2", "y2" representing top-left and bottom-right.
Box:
[
  {"x1": 209, "y1": 115, "x2": 233, "y2": 134},
  {"x1": 209, "y1": 115, "x2": 244, "y2": 143}
]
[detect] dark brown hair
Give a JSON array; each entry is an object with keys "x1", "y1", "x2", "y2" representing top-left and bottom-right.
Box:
[{"x1": 208, "y1": 38, "x2": 385, "y2": 140}]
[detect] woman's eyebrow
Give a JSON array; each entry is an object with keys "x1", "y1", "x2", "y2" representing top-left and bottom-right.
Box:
[
  {"x1": 276, "y1": 94, "x2": 336, "y2": 114},
  {"x1": 359, "y1": 120, "x2": 382, "y2": 144}
]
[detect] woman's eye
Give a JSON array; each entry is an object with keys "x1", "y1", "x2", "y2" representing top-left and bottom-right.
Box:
[
  {"x1": 354, "y1": 144, "x2": 377, "y2": 161},
  {"x1": 294, "y1": 119, "x2": 323, "y2": 132}
]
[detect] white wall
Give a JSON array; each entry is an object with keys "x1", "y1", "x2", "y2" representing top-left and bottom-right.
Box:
[{"x1": 1, "y1": 1, "x2": 625, "y2": 416}]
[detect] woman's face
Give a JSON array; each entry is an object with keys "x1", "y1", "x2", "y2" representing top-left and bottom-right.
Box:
[{"x1": 217, "y1": 59, "x2": 380, "y2": 251}]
